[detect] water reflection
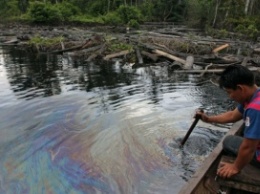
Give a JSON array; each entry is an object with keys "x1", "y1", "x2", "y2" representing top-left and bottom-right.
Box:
[
  {"x1": 2, "y1": 46, "x2": 202, "y2": 102},
  {"x1": 0, "y1": 46, "x2": 234, "y2": 194}
]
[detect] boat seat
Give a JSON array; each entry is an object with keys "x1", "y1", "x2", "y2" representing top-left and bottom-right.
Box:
[{"x1": 217, "y1": 155, "x2": 260, "y2": 193}]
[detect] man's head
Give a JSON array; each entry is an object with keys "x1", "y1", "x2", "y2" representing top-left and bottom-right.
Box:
[
  {"x1": 219, "y1": 64, "x2": 255, "y2": 89},
  {"x1": 219, "y1": 64, "x2": 256, "y2": 103}
]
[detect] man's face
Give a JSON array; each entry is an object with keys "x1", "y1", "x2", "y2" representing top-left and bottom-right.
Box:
[{"x1": 224, "y1": 86, "x2": 245, "y2": 104}]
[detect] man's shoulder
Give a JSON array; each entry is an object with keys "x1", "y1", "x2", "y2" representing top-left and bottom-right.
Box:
[{"x1": 247, "y1": 95, "x2": 260, "y2": 110}]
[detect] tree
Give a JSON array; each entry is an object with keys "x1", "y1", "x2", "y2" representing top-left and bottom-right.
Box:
[
  {"x1": 152, "y1": 0, "x2": 185, "y2": 21},
  {"x1": 18, "y1": 0, "x2": 29, "y2": 13}
]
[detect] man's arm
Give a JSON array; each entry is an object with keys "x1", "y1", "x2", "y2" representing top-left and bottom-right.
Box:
[
  {"x1": 217, "y1": 138, "x2": 259, "y2": 178},
  {"x1": 199, "y1": 108, "x2": 242, "y2": 124},
  {"x1": 234, "y1": 138, "x2": 259, "y2": 169}
]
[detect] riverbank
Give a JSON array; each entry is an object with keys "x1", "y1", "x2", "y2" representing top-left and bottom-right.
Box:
[
  {"x1": 1, "y1": 22, "x2": 260, "y2": 75},
  {"x1": 0, "y1": 22, "x2": 111, "y2": 41}
]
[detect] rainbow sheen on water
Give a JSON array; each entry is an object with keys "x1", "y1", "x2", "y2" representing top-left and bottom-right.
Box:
[{"x1": 0, "y1": 46, "x2": 230, "y2": 194}]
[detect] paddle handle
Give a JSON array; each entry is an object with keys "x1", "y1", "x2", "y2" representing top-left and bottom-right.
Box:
[{"x1": 180, "y1": 110, "x2": 203, "y2": 146}]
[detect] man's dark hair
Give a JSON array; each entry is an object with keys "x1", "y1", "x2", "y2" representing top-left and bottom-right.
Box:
[{"x1": 219, "y1": 64, "x2": 255, "y2": 89}]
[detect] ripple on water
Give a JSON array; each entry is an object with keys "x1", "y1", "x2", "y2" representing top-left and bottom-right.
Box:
[{"x1": 0, "y1": 47, "x2": 231, "y2": 193}]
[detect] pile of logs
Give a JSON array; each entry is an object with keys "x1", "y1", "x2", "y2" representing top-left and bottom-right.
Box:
[{"x1": 1, "y1": 30, "x2": 260, "y2": 75}]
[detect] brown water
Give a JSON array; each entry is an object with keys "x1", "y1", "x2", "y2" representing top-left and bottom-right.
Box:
[{"x1": 0, "y1": 46, "x2": 233, "y2": 194}]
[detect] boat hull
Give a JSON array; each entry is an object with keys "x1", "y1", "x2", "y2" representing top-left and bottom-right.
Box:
[{"x1": 178, "y1": 121, "x2": 244, "y2": 194}]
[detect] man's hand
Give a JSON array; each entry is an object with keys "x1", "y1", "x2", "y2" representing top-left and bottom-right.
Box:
[
  {"x1": 217, "y1": 162, "x2": 240, "y2": 178},
  {"x1": 195, "y1": 111, "x2": 210, "y2": 123},
  {"x1": 196, "y1": 108, "x2": 243, "y2": 124}
]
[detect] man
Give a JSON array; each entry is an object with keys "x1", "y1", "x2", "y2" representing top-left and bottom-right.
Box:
[{"x1": 198, "y1": 64, "x2": 260, "y2": 178}]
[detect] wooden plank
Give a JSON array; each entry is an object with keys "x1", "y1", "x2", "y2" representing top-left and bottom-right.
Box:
[
  {"x1": 218, "y1": 156, "x2": 260, "y2": 193},
  {"x1": 178, "y1": 120, "x2": 243, "y2": 194}
]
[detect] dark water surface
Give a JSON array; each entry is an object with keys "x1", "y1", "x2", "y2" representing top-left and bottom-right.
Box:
[{"x1": 0, "y1": 46, "x2": 232, "y2": 194}]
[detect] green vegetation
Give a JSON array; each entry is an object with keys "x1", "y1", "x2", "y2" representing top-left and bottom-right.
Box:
[
  {"x1": 106, "y1": 39, "x2": 133, "y2": 52},
  {"x1": 0, "y1": 0, "x2": 260, "y2": 39},
  {"x1": 102, "y1": 5, "x2": 142, "y2": 27},
  {"x1": 29, "y1": 35, "x2": 64, "y2": 46}
]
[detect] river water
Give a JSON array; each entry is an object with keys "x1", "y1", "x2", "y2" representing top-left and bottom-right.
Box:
[{"x1": 0, "y1": 45, "x2": 233, "y2": 194}]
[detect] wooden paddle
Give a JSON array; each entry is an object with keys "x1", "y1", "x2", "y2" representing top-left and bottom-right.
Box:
[{"x1": 180, "y1": 110, "x2": 203, "y2": 146}]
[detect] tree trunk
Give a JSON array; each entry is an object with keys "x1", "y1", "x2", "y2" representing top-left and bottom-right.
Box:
[
  {"x1": 249, "y1": 0, "x2": 255, "y2": 15},
  {"x1": 245, "y1": 0, "x2": 250, "y2": 15},
  {"x1": 163, "y1": 4, "x2": 173, "y2": 22},
  {"x1": 107, "y1": 0, "x2": 110, "y2": 13},
  {"x1": 212, "y1": 0, "x2": 221, "y2": 28}
]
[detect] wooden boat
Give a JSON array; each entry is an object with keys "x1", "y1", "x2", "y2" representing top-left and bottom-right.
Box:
[{"x1": 178, "y1": 120, "x2": 260, "y2": 194}]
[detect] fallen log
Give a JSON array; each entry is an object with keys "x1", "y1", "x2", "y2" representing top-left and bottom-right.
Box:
[
  {"x1": 60, "y1": 40, "x2": 65, "y2": 50},
  {"x1": 145, "y1": 32, "x2": 180, "y2": 39},
  {"x1": 130, "y1": 38, "x2": 161, "y2": 51},
  {"x1": 184, "y1": 56, "x2": 194, "y2": 69},
  {"x1": 194, "y1": 61, "x2": 241, "y2": 67},
  {"x1": 204, "y1": 56, "x2": 241, "y2": 64},
  {"x1": 86, "y1": 53, "x2": 98, "y2": 62},
  {"x1": 82, "y1": 45, "x2": 103, "y2": 54},
  {"x1": 141, "y1": 50, "x2": 158, "y2": 62},
  {"x1": 86, "y1": 44, "x2": 106, "y2": 62},
  {"x1": 241, "y1": 57, "x2": 249, "y2": 66},
  {"x1": 173, "y1": 66, "x2": 259, "y2": 74},
  {"x1": 1, "y1": 38, "x2": 19, "y2": 45},
  {"x1": 199, "y1": 63, "x2": 213, "y2": 77},
  {"x1": 103, "y1": 50, "x2": 131, "y2": 60},
  {"x1": 253, "y1": 48, "x2": 260, "y2": 54},
  {"x1": 212, "y1": 43, "x2": 229, "y2": 53},
  {"x1": 51, "y1": 39, "x2": 95, "y2": 54},
  {"x1": 51, "y1": 43, "x2": 87, "y2": 54},
  {"x1": 150, "y1": 42, "x2": 192, "y2": 59},
  {"x1": 82, "y1": 40, "x2": 95, "y2": 49},
  {"x1": 153, "y1": 49, "x2": 186, "y2": 65},
  {"x1": 135, "y1": 47, "x2": 143, "y2": 64}
]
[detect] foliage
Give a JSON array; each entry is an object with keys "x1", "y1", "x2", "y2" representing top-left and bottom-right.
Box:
[
  {"x1": 55, "y1": 2, "x2": 80, "y2": 20},
  {"x1": 102, "y1": 6, "x2": 143, "y2": 26},
  {"x1": 18, "y1": 0, "x2": 29, "y2": 13},
  {"x1": 205, "y1": 27, "x2": 230, "y2": 39},
  {"x1": 220, "y1": 0, "x2": 245, "y2": 18},
  {"x1": 115, "y1": 5, "x2": 143, "y2": 24},
  {"x1": 67, "y1": 0, "x2": 89, "y2": 12},
  {"x1": 106, "y1": 39, "x2": 133, "y2": 53},
  {"x1": 151, "y1": 0, "x2": 186, "y2": 21},
  {"x1": 184, "y1": 0, "x2": 214, "y2": 28},
  {"x1": 128, "y1": 19, "x2": 139, "y2": 29},
  {"x1": 102, "y1": 12, "x2": 123, "y2": 25},
  {"x1": 138, "y1": 2, "x2": 153, "y2": 21},
  {"x1": 0, "y1": 0, "x2": 21, "y2": 19},
  {"x1": 29, "y1": 2, "x2": 80, "y2": 23},
  {"x1": 214, "y1": 16, "x2": 259, "y2": 39},
  {"x1": 70, "y1": 15, "x2": 104, "y2": 24},
  {"x1": 236, "y1": 24, "x2": 259, "y2": 38},
  {"x1": 87, "y1": 0, "x2": 107, "y2": 16},
  {"x1": 29, "y1": 35, "x2": 64, "y2": 46},
  {"x1": 1, "y1": 0, "x2": 260, "y2": 40},
  {"x1": 29, "y1": 2, "x2": 62, "y2": 23}
]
